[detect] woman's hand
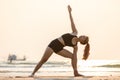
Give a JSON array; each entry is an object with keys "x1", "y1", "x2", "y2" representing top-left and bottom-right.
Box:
[{"x1": 68, "y1": 5, "x2": 72, "y2": 12}]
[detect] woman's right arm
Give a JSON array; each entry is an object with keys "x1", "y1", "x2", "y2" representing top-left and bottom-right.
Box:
[{"x1": 68, "y1": 5, "x2": 78, "y2": 35}]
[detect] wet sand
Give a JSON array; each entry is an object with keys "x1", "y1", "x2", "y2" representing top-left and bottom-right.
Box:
[{"x1": 0, "y1": 76, "x2": 120, "y2": 80}]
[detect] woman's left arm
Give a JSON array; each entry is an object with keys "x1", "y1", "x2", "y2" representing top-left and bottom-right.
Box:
[
  {"x1": 73, "y1": 46, "x2": 78, "y2": 54},
  {"x1": 72, "y1": 46, "x2": 78, "y2": 73}
]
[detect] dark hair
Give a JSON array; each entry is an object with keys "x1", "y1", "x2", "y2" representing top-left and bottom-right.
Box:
[
  {"x1": 79, "y1": 36, "x2": 90, "y2": 60},
  {"x1": 80, "y1": 36, "x2": 89, "y2": 45},
  {"x1": 82, "y1": 43, "x2": 90, "y2": 60}
]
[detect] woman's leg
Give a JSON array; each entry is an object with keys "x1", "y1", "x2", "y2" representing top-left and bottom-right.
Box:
[
  {"x1": 31, "y1": 47, "x2": 53, "y2": 76},
  {"x1": 57, "y1": 49, "x2": 73, "y2": 59},
  {"x1": 57, "y1": 49, "x2": 83, "y2": 76}
]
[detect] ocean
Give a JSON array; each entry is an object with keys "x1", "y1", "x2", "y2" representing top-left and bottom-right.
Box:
[{"x1": 0, "y1": 60, "x2": 120, "y2": 76}]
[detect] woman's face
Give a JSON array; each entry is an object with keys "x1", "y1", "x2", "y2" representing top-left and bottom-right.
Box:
[{"x1": 79, "y1": 36, "x2": 88, "y2": 45}]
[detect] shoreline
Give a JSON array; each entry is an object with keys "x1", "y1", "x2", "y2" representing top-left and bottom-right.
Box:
[{"x1": 0, "y1": 76, "x2": 120, "y2": 80}]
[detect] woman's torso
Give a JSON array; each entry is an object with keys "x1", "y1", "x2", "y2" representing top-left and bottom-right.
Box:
[{"x1": 57, "y1": 33, "x2": 77, "y2": 47}]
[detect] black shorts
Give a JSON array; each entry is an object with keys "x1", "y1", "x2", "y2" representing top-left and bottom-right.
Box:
[{"x1": 48, "y1": 39, "x2": 64, "y2": 53}]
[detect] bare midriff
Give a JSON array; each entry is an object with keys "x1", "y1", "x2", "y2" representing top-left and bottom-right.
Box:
[{"x1": 57, "y1": 37, "x2": 65, "y2": 46}]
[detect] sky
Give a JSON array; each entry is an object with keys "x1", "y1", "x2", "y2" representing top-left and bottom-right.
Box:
[{"x1": 0, "y1": 0, "x2": 120, "y2": 61}]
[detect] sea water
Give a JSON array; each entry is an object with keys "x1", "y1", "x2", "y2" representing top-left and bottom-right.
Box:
[{"x1": 0, "y1": 60, "x2": 120, "y2": 76}]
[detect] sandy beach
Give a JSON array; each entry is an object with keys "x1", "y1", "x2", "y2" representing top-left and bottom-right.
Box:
[{"x1": 0, "y1": 76, "x2": 120, "y2": 80}]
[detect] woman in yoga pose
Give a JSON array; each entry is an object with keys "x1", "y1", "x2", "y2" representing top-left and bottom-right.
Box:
[{"x1": 30, "y1": 5, "x2": 90, "y2": 77}]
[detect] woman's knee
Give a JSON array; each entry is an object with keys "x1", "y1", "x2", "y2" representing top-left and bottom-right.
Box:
[
  {"x1": 40, "y1": 58, "x2": 48, "y2": 64},
  {"x1": 40, "y1": 47, "x2": 53, "y2": 63}
]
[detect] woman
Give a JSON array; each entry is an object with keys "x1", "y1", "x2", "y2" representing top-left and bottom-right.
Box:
[{"x1": 30, "y1": 5, "x2": 90, "y2": 77}]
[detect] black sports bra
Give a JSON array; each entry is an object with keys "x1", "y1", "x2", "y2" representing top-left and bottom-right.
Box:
[{"x1": 62, "y1": 33, "x2": 77, "y2": 47}]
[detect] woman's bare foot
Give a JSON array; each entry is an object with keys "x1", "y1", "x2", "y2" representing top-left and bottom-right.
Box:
[
  {"x1": 29, "y1": 74, "x2": 34, "y2": 77},
  {"x1": 74, "y1": 73, "x2": 84, "y2": 77}
]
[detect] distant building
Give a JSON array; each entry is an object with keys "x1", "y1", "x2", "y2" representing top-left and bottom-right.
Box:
[
  {"x1": 8, "y1": 54, "x2": 26, "y2": 63},
  {"x1": 8, "y1": 54, "x2": 17, "y2": 63}
]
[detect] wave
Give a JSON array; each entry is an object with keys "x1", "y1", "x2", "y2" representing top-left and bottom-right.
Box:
[
  {"x1": 0, "y1": 61, "x2": 69, "y2": 69},
  {"x1": 99, "y1": 64, "x2": 120, "y2": 68},
  {"x1": 2, "y1": 61, "x2": 68, "y2": 65}
]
